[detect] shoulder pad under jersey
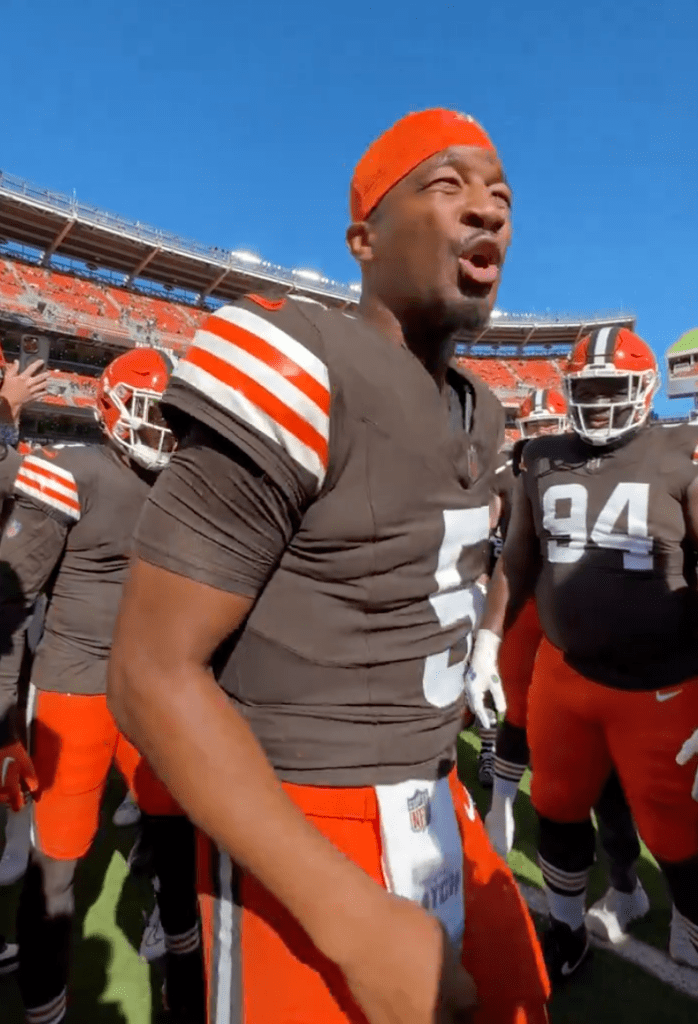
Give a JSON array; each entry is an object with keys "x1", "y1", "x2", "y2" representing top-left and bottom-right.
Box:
[
  {"x1": 13, "y1": 444, "x2": 89, "y2": 523},
  {"x1": 165, "y1": 294, "x2": 333, "y2": 494},
  {"x1": 658, "y1": 420, "x2": 698, "y2": 462}
]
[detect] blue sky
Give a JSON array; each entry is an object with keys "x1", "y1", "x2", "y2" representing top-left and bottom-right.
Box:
[{"x1": 2, "y1": 0, "x2": 697, "y2": 415}]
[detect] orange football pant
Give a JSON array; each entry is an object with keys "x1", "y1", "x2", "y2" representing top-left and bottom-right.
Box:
[
  {"x1": 198, "y1": 770, "x2": 550, "y2": 1024},
  {"x1": 528, "y1": 639, "x2": 698, "y2": 863},
  {"x1": 27, "y1": 688, "x2": 181, "y2": 860},
  {"x1": 499, "y1": 598, "x2": 543, "y2": 729}
]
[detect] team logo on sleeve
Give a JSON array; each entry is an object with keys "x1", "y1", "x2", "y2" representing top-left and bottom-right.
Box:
[
  {"x1": 5, "y1": 519, "x2": 22, "y2": 539},
  {"x1": 692, "y1": 443, "x2": 698, "y2": 464},
  {"x1": 407, "y1": 789, "x2": 432, "y2": 832}
]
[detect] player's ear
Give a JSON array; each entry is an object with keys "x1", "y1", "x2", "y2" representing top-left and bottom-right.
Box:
[{"x1": 346, "y1": 220, "x2": 376, "y2": 265}]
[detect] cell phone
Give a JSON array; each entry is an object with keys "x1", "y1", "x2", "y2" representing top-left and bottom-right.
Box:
[{"x1": 19, "y1": 335, "x2": 50, "y2": 373}]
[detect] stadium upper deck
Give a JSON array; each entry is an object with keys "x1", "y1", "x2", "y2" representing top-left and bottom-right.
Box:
[{"x1": 0, "y1": 169, "x2": 636, "y2": 439}]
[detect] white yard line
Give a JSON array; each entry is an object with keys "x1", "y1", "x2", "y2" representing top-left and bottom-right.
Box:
[{"x1": 519, "y1": 883, "x2": 698, "y2": 1001}]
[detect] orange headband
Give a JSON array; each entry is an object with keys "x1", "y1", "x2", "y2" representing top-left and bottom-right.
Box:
[{"x1": 350, "y1": 108, "x2": 496, "y2": 223}]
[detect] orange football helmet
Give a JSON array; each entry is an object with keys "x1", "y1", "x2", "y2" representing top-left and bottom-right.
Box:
[
  {"x1": 564, "y1": 327, "x2": 658, "y2": 446},
  {"x1": 516, "y1": 388, "x2": 567, "y2": 438},
  {"x1": 95, "y1": 347, "x2": 177, "y2": 471}
]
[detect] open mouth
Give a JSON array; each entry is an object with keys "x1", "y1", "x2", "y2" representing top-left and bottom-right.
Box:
[
  {"x1": 458, "y1": 237, "x2": 501, "y2": 286},
  {"x1": 589, "y1": 411, "x2": 612, "y2": 428}
]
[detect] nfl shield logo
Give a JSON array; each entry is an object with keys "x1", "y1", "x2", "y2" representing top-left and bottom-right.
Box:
[
  {"x1": 407, "y1": 789, "x2": 431, "y2": 832},
  {"x1": 6, "y1": 519, "x2": 21, "y2": 539}
]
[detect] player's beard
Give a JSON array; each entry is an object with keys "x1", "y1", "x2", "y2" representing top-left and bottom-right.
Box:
[{"x1": 399, "y1": 291, "x2": 491, "y2": 379}]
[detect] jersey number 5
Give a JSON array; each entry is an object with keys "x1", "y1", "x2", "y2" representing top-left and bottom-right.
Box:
[
  {"x1": 422, "y1": 507, "x2": 490, "y2": 709},
  {"x1": 542, "y1": 481, "x2": 653, "y2": 570}
]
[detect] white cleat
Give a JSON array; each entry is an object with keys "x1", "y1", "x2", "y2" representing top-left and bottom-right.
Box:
[
  {"x1": 485, "y1": 798, "x2": 515, "y2": 859},
  {"x1": 0, "y1": 937, "x2": 19, "y2": 975},
  {"x1": 0, "y1": 805, "x2": 31, "y2": 886},
  {"x1": 669, "y1": 905, "x2": 698, "y2": 968},
  {"x1": 112, "y1": 791, "x2": 141, "y2": 827},
  {"x1": 585, "y1": 882, "x2": 650, "y2": 944},
  {"x1": 140, "y1": 902, "x2": 165, "y2": 962}
]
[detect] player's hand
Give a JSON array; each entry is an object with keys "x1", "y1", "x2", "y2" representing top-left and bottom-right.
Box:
[
  {"x1": 0, "y1": 359, "x2": 50, "y2": 420},
  {"x1": 0, "y1": 739, "x2": 38, "y2": 810},
  {"x1": 464, "y1": 628, "x2": 506, "y2": 730},
  {"x1": 676, "y1": 728, "x2": 698, "y2": 802},
  {"x1": 339, "y1": 894, "x2": 477, "y2": 1024}
]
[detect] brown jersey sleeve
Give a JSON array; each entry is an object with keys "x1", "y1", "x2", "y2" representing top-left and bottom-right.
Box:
[
  {"x1": 0, "y1": 448, "x2": 83, "y2": 739},
  {"x1": 0, "y1": 499, "x2": 72, "y2": 742},
  {"x1": 135, "y1": 422, "x2": 301, "y2": 598},
  {"x1": 0, "y1": 444, "x2": 20, "y2": 501},
  {"x1": 661, "y1": 424, "x2": 698, "y2": 499}
]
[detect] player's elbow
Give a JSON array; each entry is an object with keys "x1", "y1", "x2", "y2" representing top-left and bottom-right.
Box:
[{"x1": 107, "y1": 619, "x2": 163, "y2": 744}]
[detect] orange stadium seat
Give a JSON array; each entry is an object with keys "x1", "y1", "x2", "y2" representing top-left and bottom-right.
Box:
[
  {"x1": 504, "y1": 359, "x2": 563, "y2": 390},
  {"x1": 456, "y1": 357, "x2": 520, "y2": 390},
  {"x1": 0, "y1": 259, "x2": 202, "y2": 348}
]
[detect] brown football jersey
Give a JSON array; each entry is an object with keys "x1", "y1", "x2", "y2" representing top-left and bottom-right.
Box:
[
  {"x1": 521, "y1": 424, "x2": 698, "y2": 690},
  {"x1": 137, "y1": 295, "x2": 505, "y2": 785},
  {"x1": 489, "y1": 450, "x2": 515, "y2": 571},
  {"x1": 0, "y1": 443, "x2": 20, "y2": 500},
  {"x1": 0, "y1": 443, "x2": 153, "y2": 741}
]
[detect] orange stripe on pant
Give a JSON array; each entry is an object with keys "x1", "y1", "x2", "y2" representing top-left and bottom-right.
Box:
[
  {"x1": 498, "y1": 598, "x2": 543, "y2": 730},
  {"x1": 28, "y1": 689, "x2": 181, "y2": 860},
  {"x1": 528, "y1": 638, "x2": 698, "y2": 864},
  {"x1": 198, "y1": 770, "x2": 550, "y2": 1024}
]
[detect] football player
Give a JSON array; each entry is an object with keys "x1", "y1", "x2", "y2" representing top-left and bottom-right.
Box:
[
  {"x1": 471, "y1": 327, "x2": 698, "y2": 980},
  {"x1": 0, "y1": 349, "x2": 203, "y2": 1023},
  {"x1": 475, "y1": 389, "x2": 569, "y2": 789},
  {"x1": 108, "y1": 109, "x2": 550, "y2": 1024},
  {"x1": 480, "y1": 388, "x2": 648, "y2": 943},
  {"x1": 0, "y1": 348, "x2": 49, "y2": 974}
]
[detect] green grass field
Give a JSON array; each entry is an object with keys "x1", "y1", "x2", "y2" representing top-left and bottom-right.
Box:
[{"x1": 1, "y1": 735, "x2": 697, "y2": 1022}]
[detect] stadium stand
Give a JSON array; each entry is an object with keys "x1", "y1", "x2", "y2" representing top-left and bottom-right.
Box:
[
  {"x1": 0, "y1": 258, "x2": 203, "y2": 354},
  {"x1": 0, "y1": 171, "x2": 636, "y2": 441},
  {"x1": 456, "y1": 357, "x2": 522, "y2": 391},
  {"x1": 503, "y1": 358, "x2": 565, "y2": 390}
]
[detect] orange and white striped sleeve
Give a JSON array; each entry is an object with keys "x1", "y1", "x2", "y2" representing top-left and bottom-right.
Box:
[
  {"x1": 164, "y1": 297, "x2": 331, "y2": 496},
  {"x1": 14, "y1": 453, "x2": 82, "y2": 523}
]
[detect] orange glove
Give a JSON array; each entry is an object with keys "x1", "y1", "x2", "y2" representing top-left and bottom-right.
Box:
[{"x1": 0, "y1": 740, "x2": 38, "y2": 810}]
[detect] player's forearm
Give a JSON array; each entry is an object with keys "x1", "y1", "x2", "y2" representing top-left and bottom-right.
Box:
[
  {"x1": 107, "y1": 654, "x2": 388, "y2": 966},
  {"x1": 480, "y1": 553, "x2": 534, "y2": 637}
]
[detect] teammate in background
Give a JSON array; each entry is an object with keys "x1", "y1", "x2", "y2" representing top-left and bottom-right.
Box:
[
  {"x1": 0, "y1": 347, "x2": 50, "y2": 973},
  {"x1": 0, "y1": 349, "x2": 203, "y2": 1023},
  {"x1": 471, "y1": 328, "x2": 698, "y2": 981},
  {"x1": 108, "y1": 109, "x2": 550, "y2": 1024},
  {"x1": 474, "y1": 390, "x2": 566, "y2": 793},
  {"x1": 475, "y1": 390, "x2": 569, "y2": 789},
  {"x1": 480, "y1": 386, "x2": 648, "y2": 944}
]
